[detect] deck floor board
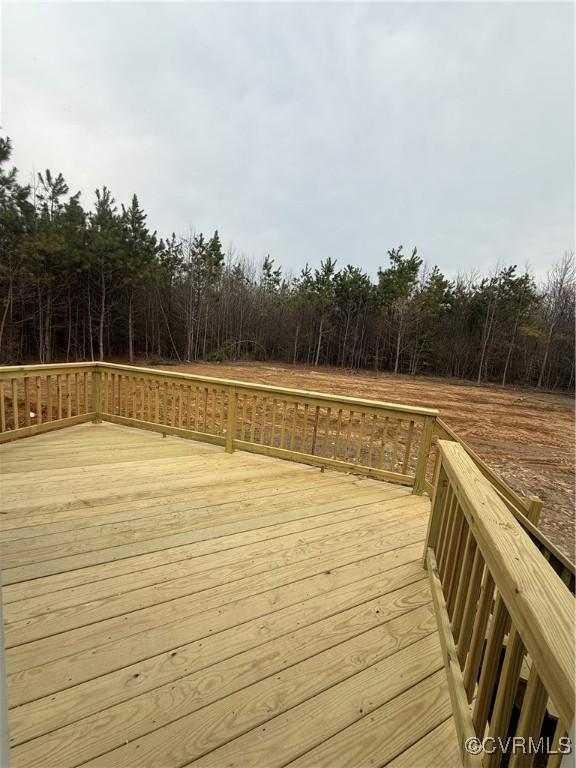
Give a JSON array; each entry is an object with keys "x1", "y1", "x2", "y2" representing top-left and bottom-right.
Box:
[{"x1": 0, "y1": 423, "x2": 460, "y2": 767}]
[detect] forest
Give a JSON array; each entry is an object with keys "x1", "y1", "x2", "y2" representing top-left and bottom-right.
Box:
[{"x1": 1, "y1": 136, "x2": 574, "y2": 391}]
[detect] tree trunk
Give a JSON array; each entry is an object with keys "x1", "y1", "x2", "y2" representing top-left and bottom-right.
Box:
[
  {"x1": 394, "y1": 324, "x2": 402, "y2": 375},
  {"x1": 537, "y1": 324, "x2": 554, "y2": 388},
  {"x1": 128, "y1": 292, "x2": 134, "y2": 363},
  {"x1": 292, "y1": 320, "x2": 300, "y2": 365},
  {"x1": 99, "y1": 266, "x2": 106, "y2": 362},
  {"x1": 314, "y1": 315, "x2": 324, "y2": 367},
  {"x1": 0, "y1": 276, "x2": 13, "y2": 357}
]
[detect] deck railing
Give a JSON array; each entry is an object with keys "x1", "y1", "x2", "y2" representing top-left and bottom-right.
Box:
[
  {"x1": 0, "y1": 361, "x2": 573, "y2": 586},
  {"x1": 424, "y1": 441, "x2": 575, "y2": 768},
  {"x1": 1, "y1": 363, "x2": 575, "y2": 766},
  {"x1": 0, "y1": 362, "x2": 439, "y2": 490}
]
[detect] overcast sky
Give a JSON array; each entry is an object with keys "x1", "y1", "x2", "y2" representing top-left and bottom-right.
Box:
[{"x1": 2, "y1": 1, "x2": 574, "y2": 280}]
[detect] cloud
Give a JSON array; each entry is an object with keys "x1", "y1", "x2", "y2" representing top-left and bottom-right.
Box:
[{"x1": 2, "y1": 1, "x2": 573, "y2": 280}]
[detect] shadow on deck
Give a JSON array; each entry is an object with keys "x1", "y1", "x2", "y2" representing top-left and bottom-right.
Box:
[{"x1": 0, "y1": 423, "x2": 460, "y2": 768}]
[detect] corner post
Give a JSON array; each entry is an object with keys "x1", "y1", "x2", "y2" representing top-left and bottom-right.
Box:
[
  {"x1": 525, "y1": 495, "x2": 543, "y2": 526},
  {"x1": 91, "y1": 368, "x2": 102, "y2": 423},
  {"x1": 413, "y1": 415, "x2": 435, "y2": 495},
  {"x1": 225, "y1": 388, "x2": 237, "y2": 454}
]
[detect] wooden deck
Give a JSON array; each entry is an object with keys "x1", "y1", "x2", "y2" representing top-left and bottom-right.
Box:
[{"x1": 0, "y1": 423, "x2": 461, "y2": 768}]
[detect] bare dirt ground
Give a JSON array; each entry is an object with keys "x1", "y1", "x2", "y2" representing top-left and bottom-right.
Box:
[{"x1": 158, "y1": 360, "x2": 575, "y2": 561}]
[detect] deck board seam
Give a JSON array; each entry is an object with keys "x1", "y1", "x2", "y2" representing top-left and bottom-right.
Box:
[
  {"x1": 2, "y1": 499, "x2": 427, "y2": 586},
  {"x1": 9, "y1": 601, "x2": 436, "y2": 750},
  {"x1": 7, "y1": 569, "x2": 429, "y2": 697},
  {"x1": 0, "y1": 485, "x2": 414, "y2": 549},
  {"x1": 5, "y1": 537, "x2": 426, "y2": 629},
  {"x1": 50, "y1": 629, "x2": 442, "y2": 768}
]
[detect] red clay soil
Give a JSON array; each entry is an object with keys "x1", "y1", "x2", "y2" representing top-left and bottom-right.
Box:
[{"x1": 159, "y1": 360, "x2": 575, "y2": 562}]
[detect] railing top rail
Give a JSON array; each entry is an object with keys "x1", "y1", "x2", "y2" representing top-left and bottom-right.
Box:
[
  {"x1": 96, "y1": 362, "x2": 440, "y2": 417},
  {"x1": 0, "y1": 361, "x2": 438, "y2": 418},
  {"x1": 0, "y1": 362, "x2": 95, "y2": 377},
  {"x1": 438, "y1": 439, "x2": 575, "y2": 727}
]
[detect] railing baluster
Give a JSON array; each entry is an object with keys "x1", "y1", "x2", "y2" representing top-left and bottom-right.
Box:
[
  {"x1": 438, "y1": 490, "x2": 458, "y2": 578},
  {"x1": 249, "y1": 395, "x2": 257, "y2": 443},
  {"x1": 311, "y1": 405, "x2": 320, "y2": 454},
  {"x1": 446, "y1": 516, "x2": 469, "y2": 614},
  {"x1": 367, "y1": 414, "x2": 377, "y2": 466},
  {"x1": 379, "y1": 416, "x2": 389, "y2": 469},
  {"x1": 473, "y1": 595, "x2": 510, "y2": 734},
  {"x1": 333, "y1": 408, "x2": 342, "y2": 460},
  {"x1": 36, "y1": 376, "x2": 43, "y2": 425},
  {"x1": 344, "y1": 410, "x2": 354, "y2": 460},
  {"x1": 355, "y1": 412, "x2": 366, "y2": 464},
  {"x1": 485, "y1": 628, "x2": 526, "y2": 768},
  {"x1": 24, "y1": 377, "x2": 31, "y2": 426},
  {"x1": 290, "y1": 403, "x2": 298, "y2": 451},
  {"x1": 0, "y1": 382, "x2": 5, "y2": 432},
  {"x1": 66, "y1": 373, "x2": 72, "y2": 418},
  {"x1": 508, "y1": 665, "x2": 549, "y2": 768},
  {"x1": 10, "y1": 378, "x2": 18, "y2": 429},
  {"x1": 270, "y1": 398, "x2": 277, "y2": 447},
  {"x1": 83, "y1": 371, "x2": 89, "y2": 414},
  {"x1": 301, "y1": 402, "x2": 309, "y2": 453},
  {"x1": 548, "y1": 720, "x2": 569, "y2": 768},
  {"x1": 443, "y1": 509, "x2": 466, "y2": 608},
  {"x1": 57, "y1": 375, "x2": 63, "y2": 419},
  {"x1": 320, "y1": 406, "x2": 331, "y2": 456},
  {"x1": 390, "y1": 419, "x2": 400, "y2": 469},
  {"x1": 402, "y1": 420, "x2": 414, "y2": 473},
  {"x1": 280, "y1": 401, "x2": 288, "y2": 449},
  {"x1": 74, "y1": 372, "x2": 80, "y2": 416},
  {"x1": 451, "y1": 531, "x2": 476, "y2": 640},
  {"x1": 463, "y1": 570, "x2": 495, "y2": 698}
]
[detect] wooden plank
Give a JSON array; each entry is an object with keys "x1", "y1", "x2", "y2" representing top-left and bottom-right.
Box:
[
  {"x1": 385, "y1": 717, "x2": 462, "y2": 768},
  {"x1": 11, "y1": 378, "x2": 18, "y2": 429},
  {"x1": 3, "y1": 485, "x2": 410, "y2": 593},
  {"x1": 9, "y1": 574, "x2": 432, "y2": 748},
  {"x1": 472, "y1": 594, "x2": 509, "y2": 733},
  {"x1": 463, "y1": 570, "x2": 494, "y2": 699},
  {"x1": 4, "y1": 505, "x2": 416, "y2": 626},
  {"x1": 78, "y1": 634, "x2": 443, "y2": 768},
  {"x1": 508, "y1": 665, "x2": 549, "y2": 768},
  {"x1": 1, "y1": 476, "x2": 387, "y2": 561},
  {"x1": 11, "y1": 592, "x2": 436, "y2": 765},
  {"x1": 288, "y1": 669, "x2": 453, "y2": 768},
  {"x1": 35, "y1": 376, "x2": 42, "y2": 425},
  {"x1": 6, "y1": 520, "x2": 427, "y2": 672},
  {"x1": 46, "y1": 375, "x2": 53, "y2": 422},
  {"x1": 23, "y1": 377, "x2": 30, "y2": 426},
  {"x1": 0, "y1": 381, "x2": 5, "y2": 431},
  {"x1": 484, "y1": 627, "x2": 525, "y2": 768},
  {"x1": 2, "y1": 482, "x2": 409, "y2": 571},
  {"x1": 427, "y1": 548, "x2": 482, "y2": 768},
  {"x1": 4, "y1": 510, "x2": 425, "y2": 645},
  {"x1": 7, "y1": 556, "x2": 428, "y2": 706}
]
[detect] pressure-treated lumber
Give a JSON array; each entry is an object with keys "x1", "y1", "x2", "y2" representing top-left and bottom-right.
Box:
[
  {"x1": 0, "y1": 423, "x2": 459, "y2": 768},
  {"x1": 438, "y1": 440, "x2": 575, "y2": 728}
]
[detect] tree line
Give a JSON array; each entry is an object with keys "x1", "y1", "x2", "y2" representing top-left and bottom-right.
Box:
[{"x1": 1, "y1": 136, "x2": 574, "y2": 390}]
